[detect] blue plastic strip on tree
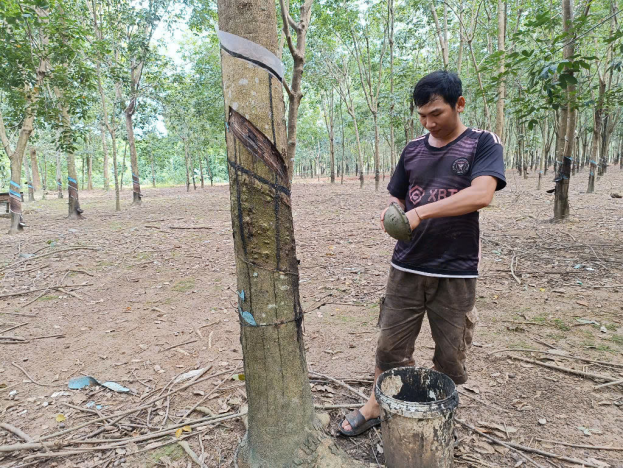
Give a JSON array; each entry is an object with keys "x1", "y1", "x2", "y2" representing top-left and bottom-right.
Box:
[
  {"x1": 239, "y1": 305, "x2": 257, "y2": 326},
  {"x1": 28, "y1": 184, "x2": 34, "y2": 189},
  {"x1": 564, "y1": 156, "x2": 572, "y2": 160},
  {"x1": 68, "y1": 177, "x2": 77, "y2": 184},
  {"x1": 9, "y1": 190, "x2": 21, "y2": 198},
  {"x1": 590, "y1": 160, "x2": 597, "y2": 164},
  {"x1": 10, "y1": 180, "x2": 20, "y2": 189},
  {"x1": 216, "y1": 27, "x2": 285, "y2": 82},
  {"x1": 57, "y1": 181, "x2": 62, "y2": 186}
]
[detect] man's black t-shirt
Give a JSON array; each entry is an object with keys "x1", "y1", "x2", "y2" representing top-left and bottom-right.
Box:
[{"x1": 387, "y1": 128, "x2": 506, "y2": 277}]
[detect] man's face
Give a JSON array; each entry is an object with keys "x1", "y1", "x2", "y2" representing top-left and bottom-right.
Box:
[{"x1": 417, "y1": 95, "x2": 465, "y2": 138}]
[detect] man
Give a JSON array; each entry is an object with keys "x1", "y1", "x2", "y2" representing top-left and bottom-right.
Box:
[{"x1": 340, "y1": 70, "x2": 506, "y2": 436}]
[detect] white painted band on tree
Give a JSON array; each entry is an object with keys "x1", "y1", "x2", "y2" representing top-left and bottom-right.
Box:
[{"x1": 216, "y1": 28, "x2": 285, "y2": 82}]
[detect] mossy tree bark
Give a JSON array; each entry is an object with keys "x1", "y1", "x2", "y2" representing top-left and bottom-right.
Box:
[{"x1": 216, "y1": 1, "x2": 363, "y2": 466}]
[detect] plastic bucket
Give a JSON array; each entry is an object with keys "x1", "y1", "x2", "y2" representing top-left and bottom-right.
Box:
[{"x1": 374, "y1": 367, "x2": 459, "y2": 468}]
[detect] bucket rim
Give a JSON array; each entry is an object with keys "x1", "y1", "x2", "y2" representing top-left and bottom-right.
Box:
[{"x1": 374, "y1": 366, "x2": 459, "y2": 418}]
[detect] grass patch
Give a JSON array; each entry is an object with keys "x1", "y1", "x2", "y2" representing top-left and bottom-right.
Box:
[
  {"x1": 173, "y1": 278, "x2": 195, "y2": 292},
  {"x1": 143, "y1": 442, "x2": 185, "y2": 467},
  {"x1": 38, "y1": 295, "x2": 57, "y2": 301},
  {"x1": 532, "y1": 314, "x2": 548, "y2": 323},
  {"x1": 605, "y1": 323, "x2": 618, "y2": 331},
  {"x1": 611, "y1": 334, "x2": 623, "y2": 346},
  {"x1": 552, "y1": 319, "x2": 570, "y2": 331}
]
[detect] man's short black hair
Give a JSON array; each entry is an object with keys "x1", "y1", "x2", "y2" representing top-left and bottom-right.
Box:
[{"x1": 413, "y1": 71, "x2": 463, "y2": 108}]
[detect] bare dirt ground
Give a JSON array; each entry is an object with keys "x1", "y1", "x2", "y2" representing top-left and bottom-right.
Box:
[{"x1": 1, "y1": 167, "x2": 622, "y2": 468}]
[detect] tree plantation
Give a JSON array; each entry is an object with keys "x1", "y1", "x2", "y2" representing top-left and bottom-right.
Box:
[{"x1": 0, "y1": 0, "x2": 622, "y2": 467}]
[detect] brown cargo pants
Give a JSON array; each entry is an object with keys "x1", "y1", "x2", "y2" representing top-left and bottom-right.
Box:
[{"x1": 376, "y1": 266, "x2": 478, "y2": 385}]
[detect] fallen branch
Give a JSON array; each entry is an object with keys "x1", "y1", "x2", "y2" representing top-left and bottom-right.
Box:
[
  {"x1": 178, "y1": 440, "x2": 207, "y2": 467},
  {"x1": 534, "y1": 438, "x2": 623, "y2": 451},
  {"x1": 0, "y1": 283, "x2": 91, "y2": 299},
  {"x1": 162, "y1": 338, "x2": 198, "y2": 352},
  {"x1": 169, "y1": 226, "x2": 212, "y2": 230},
  {"x1": 21, "y1": 289, "x2": 50, "y2": 308},
  {"x1": 314, "y1": 403, "x2": 359, "y2": 410},
  {"x1": 12, "y1": 362, "x2": 57, "y2": 387},
  {"x1": 456, "y1": 418, "x2": 544, "y2": 468},
  {"x1": 0, "y1": 422, "x2": 33, "y2": 442},
  {"x1": 0, "y1": 247, "x2": 100, "y2": 272},
  {"x1": 0, "y1": 311, "x2": 37, "y2": 317},
  {"x1": 38, "y1": 369, "x2": 231, "y2": 442},
  {"x1": 57, "y1": 288, "x2": 83, "y2": 300},
  {"x1": 457, "y1": 388, "x2": 511, "y2": 414},
  {"x1": 25, "y1": 412, "x2": 243, "y2": 460},
  {"x1": 0, "y1": 323, "x2": 28, "y2": 334},
  {"x1": 183, "y1": 371, "x2": 234, "y2": 418},
  {"x1": 594, "y1": 379, "x2": 623, "y2": 390},
  {"x1": 507, "y1": 355, "x2": 616, "y2": 382},
  {"x1": 489, "y1": 348, "x2": 623, "y2": 368},
  {"x1": 510, "y1": 255, "x2": 521, "y2": 285},
  {"x1": 308, "y1": 371, "x2": 367, "y2": 401}
]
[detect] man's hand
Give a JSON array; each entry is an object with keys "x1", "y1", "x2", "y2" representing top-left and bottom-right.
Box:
[
  {"x1": 406, "y1": 208, "x2": 422, "y2": 231},
  {"x1": 380, "y1": 197, "x2": 406, "y2": 231},
  {"x1": 379, "y1": 206, "x2": 390, "y2": 231}
]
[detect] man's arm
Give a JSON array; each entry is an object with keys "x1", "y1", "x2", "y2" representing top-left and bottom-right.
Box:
[{"x1": 405, "y1": 176, "x2": 497, "y2": 230}]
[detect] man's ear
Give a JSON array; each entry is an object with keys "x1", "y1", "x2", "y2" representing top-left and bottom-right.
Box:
[{"x1": 456, "y1": 96, "x2": 466, "y2": 113}]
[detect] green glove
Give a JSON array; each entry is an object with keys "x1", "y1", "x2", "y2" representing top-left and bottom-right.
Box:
[{"x1": 383, "y1": 202, "x2": 412, "y2": 242}]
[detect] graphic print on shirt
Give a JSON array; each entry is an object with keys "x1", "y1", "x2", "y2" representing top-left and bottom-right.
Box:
[
  {"x1": 451, "y1": 157, "x2": 470, "y2": 175},
  {"x1": 409, "y1": 185, "x2": 425, "y2": 204}
]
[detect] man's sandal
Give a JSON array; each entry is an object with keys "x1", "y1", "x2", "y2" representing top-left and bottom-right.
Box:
[{"x1": 338, "y1": 409, "x2": 381, "y2": 437}]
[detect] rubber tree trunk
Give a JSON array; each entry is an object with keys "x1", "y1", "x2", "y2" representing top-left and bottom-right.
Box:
[
  {"x1": 495, "y1": 0, "x2": 506, "y2": 144},
  {"x1": 554, "y1": 0, "x2": 575, "y2": 220},
  {"x1": 23, "y1": 156, "x2": 34, "y2": 201},
  {"x1": 587, "y1": 77, "x2": 605, "y2": 193},
  {"x1": 56, "y1": 151, "x2": 63, "y2": 199},
  {"x1": 192, "y1": 154, "x2": 197, "y2": 190},
  {"x1": 151, "y1": 150, "x2": 156, "y2": 188},
  {"x1": 199, "y1": 155, "x2": 205, "y2": 188},
  {"x1": 30, "y1": 148, "x2": 41, "y2": 190},
  {"x1": 183, "y1": 140, "x2": 191, "y2": 192},
  {"x1": 87, "y1": 152, "x2": 93, "y2": 190},
  {"x1": 101, "y1": 126, "x2": 110, "y2": 191},
  {"x1": 216, "y1": 0, "x2": 358, "y2": 466},
  {"x1": 388, "y1": 0, "x2": 395, "y2": 179},
  {"x1": 9, "y1": 156, "x2": 26, "y2": 234},
  {"x1": 53, "y1": 87, "x2": 83, "y2": 218},
  {"x1": 124, "y1": 111, "x2": 142, "y2": 204},
  {"x1": 373, "y1": 113, "x2": 380, "y2": 191}
]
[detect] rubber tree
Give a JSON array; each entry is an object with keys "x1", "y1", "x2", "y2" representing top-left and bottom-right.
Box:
[
  {"x1": 320, "y1": 88, "x2": 336, "y2": 183},
  {"x1": 30, "y1": 148, "x2": 42, "y2": 190},
  {"x1": 553, "y1": 0, "x2": 576, "y2": 220},
  {"x1": 53, "y1": 86, "x2": 83, "y2": 219},
  {"x1": 120, "y1": 0, "x2": 173, "y2": 205},
  {"x1": 277, "y1": 0, "x2": 313, "y2": 183},
  {"x1": 350, "y1": 14, "x2": 388, "y2": 191},
  {"x1": 0, "y1": 1, "x2": 50, "y2": 233},
  {"x1": 494, "y1": 0, "x2": 506, "y2": 143},
  {"x1": 326, "y1": 56, "x2": 365, "y2": 188},
  {"x1": 216, "y1": 0, "x2": 361, "y2": 466},
  {"x1": 587, "y1": 77, "x2": 605, "y2": 193}
]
